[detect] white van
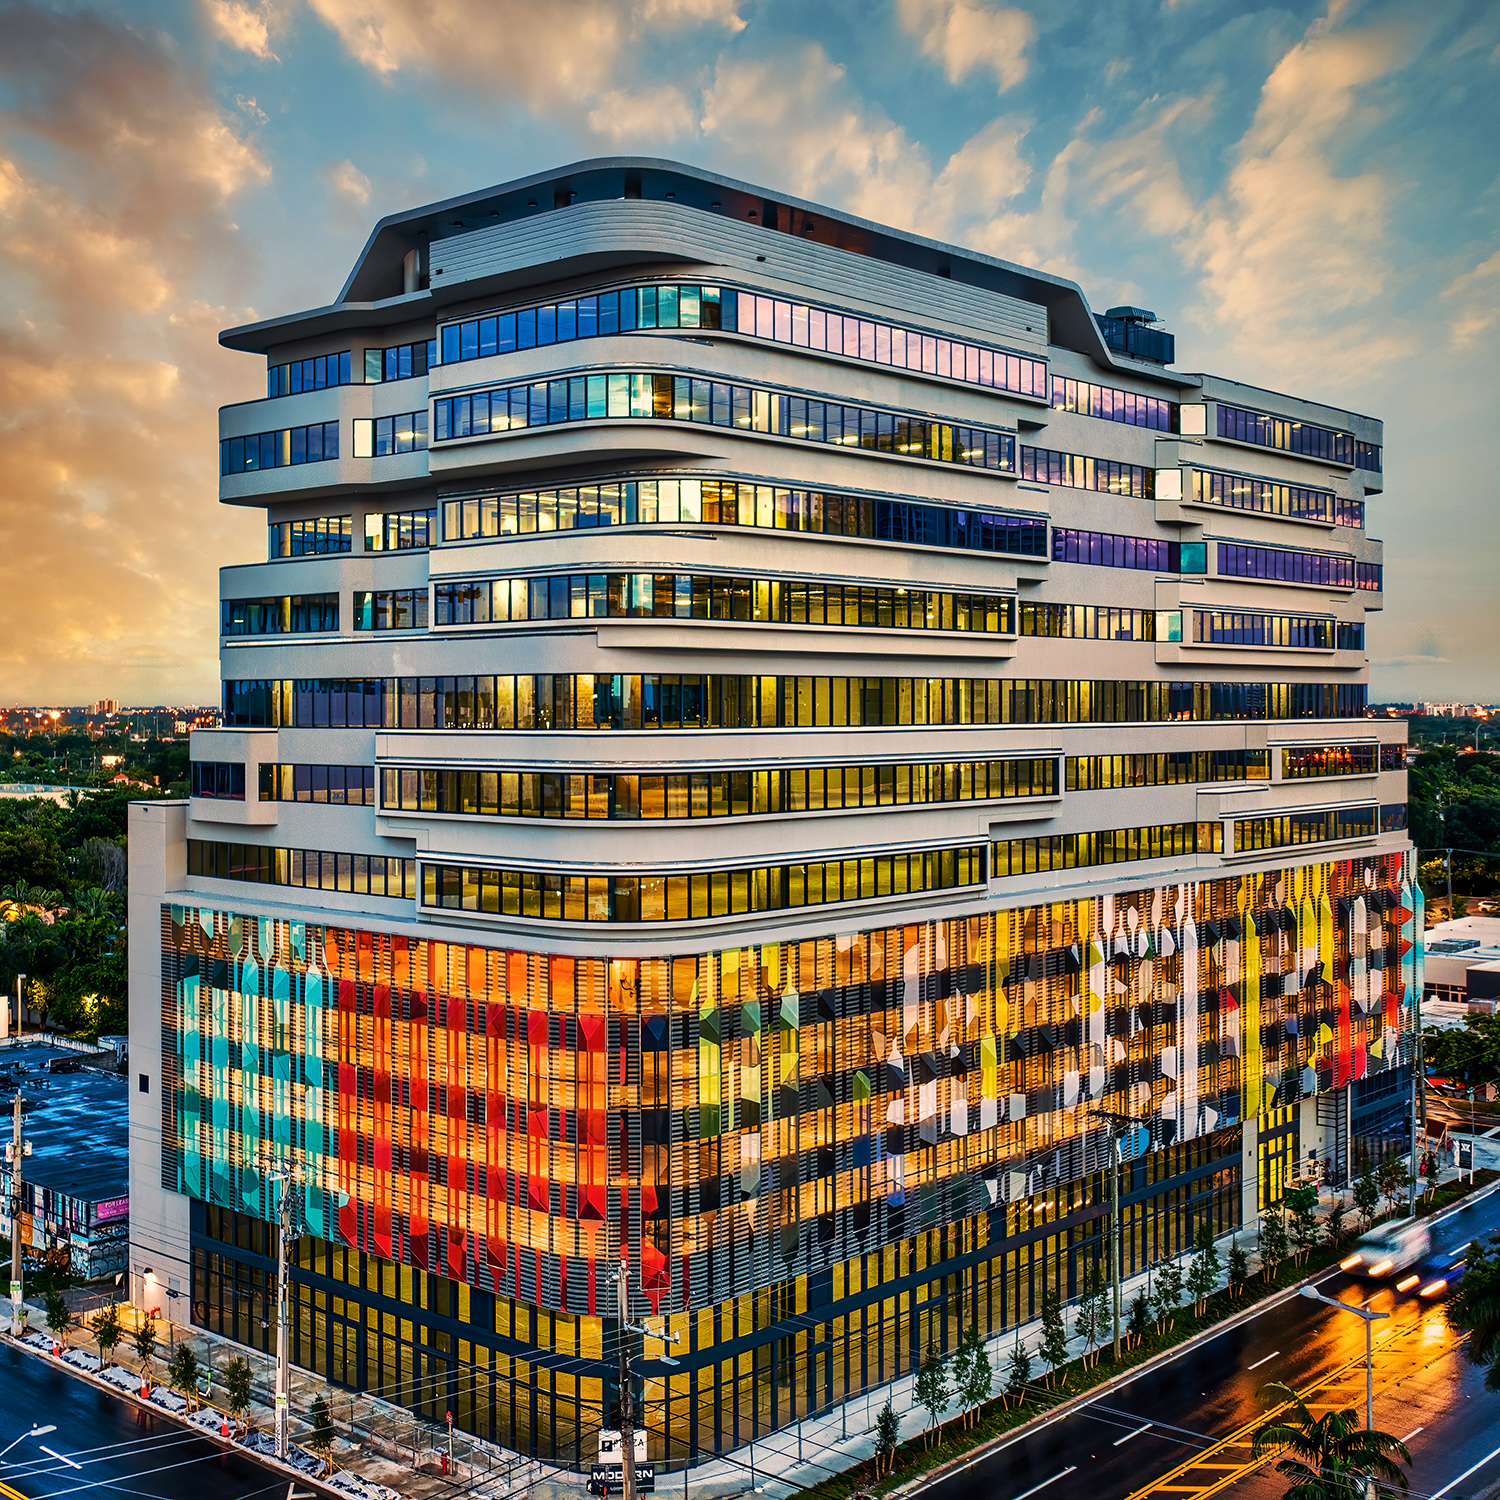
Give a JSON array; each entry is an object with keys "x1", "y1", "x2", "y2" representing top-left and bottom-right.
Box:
[{"x1": 1339, "y1": 1220, "x2": 1431, "y2": 1278}]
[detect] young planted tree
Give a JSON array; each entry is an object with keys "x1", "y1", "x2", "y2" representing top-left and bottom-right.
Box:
[
  {"x1": 1151, "y1": 1259, "x2": 1184, "y2": 1335},
  {"x1": 167, "y1": 1345, "x2": 201, "y2": 1412},
  {"x1": 134, "y1": 1314, "x2": 157, "y2": 1373},
  {"x1": 223, "y1": 1354, "x2": 255, "y2": 1435},
  {"x1": 913, "y1": 1339, "x2": 950, "y2": 1448},
  {"x1": 44, "y1": 1290, "x2": 71, "y2": 1348},
  {"x1": 308, "y1": 1393, "x2": 337, "y2": 1476},
  {"x1": 1038, "y1": 1286, "x2": 1070, "y2": 1390},
  {"x1": 1250, "y1": 1383, "x2": 1411, "y2": 1499},
  {"x1": 1424, "y1": 1152, "x2": 1443, "y2": 1203},
  {"x1": 1126, "y1": 1288, "x2": 1152, "y2": 1347},
  {"x1": 90, "y1": 1303, "x2": 122, "y2": 1368},
  {"x1": 1289, "y1": 1199, "x2": 1320, "y2": 1267},
  {"x1": 874, "y1": 1399, "x2": 901, "y2": 1476},
  {"x1": 1324, "y1": 1199, "x2": 1351, "y2": 1250},
  {"x1": 1353, "y1": 1168, "x2": 1380, "y2": 1230},
  {"x1": 1227, "y1": 1240, "x2": 1250, "y2": 1301},
  {"x1": 1187, "y1": 1224, "x2": 1222, "y2": 1316},
  {"x1": 1378, "y1": 1154, "x2": 1413, "y2": 1216},
  {"x1": 1080, "y1": 1262, "x2": 1113, "y2": 1366},
  {"x1": 1003, "y1": 1337, "x2": 1033, "y2": 1409},
  {"x1": 1259, "y1": 1210, "x2": 1289, "y2": 1285},
  {"x1": 953, "y1": 1323, "x2": 993, "y2": 1428}
]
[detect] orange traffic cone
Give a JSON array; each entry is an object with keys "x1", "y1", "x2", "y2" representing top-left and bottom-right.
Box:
[{"x1": 140, "y1": 1377, "x2": 149, "y2": 1398}]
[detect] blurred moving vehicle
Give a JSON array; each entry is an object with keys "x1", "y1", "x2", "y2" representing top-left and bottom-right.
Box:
[
  {"x1": 1395, "y1": 1242, "x2": 1471, "y2": 1298},
  {"x1": 1339, "y1": 1220, "x2": 1432, "y2": 1278}
]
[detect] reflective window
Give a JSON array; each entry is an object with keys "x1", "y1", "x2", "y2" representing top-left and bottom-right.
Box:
[
  {"x1": 433, "y1": 373, "x2": 1016, "y2": 474},
  {"x1": 222, "y1": 423, "x2": 340, "y2": 475},
  {"x1": 1216, "y1": 544, "x2": 1356, "y2": 589},
  {"x1": 352, "y1": 411, "x2": 428, "y2": 457},
  {"x1": 1020, "y1": 446, "x2": 1152, "y2": 496},
  {"x1": 1281, "y1": 745, "x2": 1378, "y2": 779},
  {"x1": 1216, "y1": 402, "x2": 1380, "y2": 472},
  {"x1": 1380, "y1": 744, "x2": 1404, "y2": 771},
  {"x1": 187, "y1": 839, "x2": 416, "y2": 897},
  {"x1": 1193, "y1": 611, "x2": 1338, "y2": 649},
  {"x1": 365, "y1": 508, "x2": 437, "y2": 551},
  {"x1": 269, "y1": 515, "x2": 351, "y2": 557},
  {"x1": 363, "y1": 341, "x2": 435, "y2": 383},
  {"x1": 434, "y1": 573, "x2": 1011, "y2": 634},
  {"x1": 1067, "y1": 751, "x2": 1268, "y2": 789},
  {"x1": 190, "y1": 762, "x2": 245, "y2": 800},
  {"x1": 355, "y1": 590, "x2": 427, "y2": 630},
  {"x1": 1053, "y1": 529, "x2": 1207, "y2": 574},
  {"x1": 420, "y1": 845, "x2": 987, "y2": 922},
  {"x1": 222, "y1": 593, "x2": 338, "y2": 636},
  {"x1": 259, "y1": 764, "x2": 377, "y2": 805},
  {"x1": 993, "y1": 821, "x2": 1221, "y2": 876},
  {"x1": 1050, "y1": 376, "x2": 1174, "y2": 431},
  {"x1": 266, "y1": 351, "x2": 352, "y2": 398},
  {"x1": 1191, "y1": 468, "x2": 1362, "y2": 528},
  {"x1": 442, "y1": 476, "x2": 1046, "y2": 558},
  {"x1": 1232, "y1": 806, "x2": 1377, "y2": 851},
  {"x1": 1019, "y1": 604, "x2": 1160, "y2": 639},
  {"x1": 437, "y1": 283, "x2": 1048, "y2": 399},
  {"x1": 1381, "y1": 804, "x2": 1407, "y2": 832}
]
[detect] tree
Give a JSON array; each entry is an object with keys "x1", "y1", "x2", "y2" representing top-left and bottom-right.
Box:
[
  {"x1": 1228, "y1": 1240, "x2": 1250, "y2": 1300},
  {"x1": 1126, "y1": 1288, "x2": 1151, "y2": 1346},
  {"x1": 1003, "y1": 1337, "x2": 1033, "y2": 1408},
  {"x1": 1187, "y1": 1224, "x2": 1222, "y2": 1315},
  {"x1": 1324, "y1": 1200, "x2": 1351, "y2": 1250},
  {"x1": 1423, "y1": 1152, "x2": 1442, "y2": 1202},
  {"x1": 1076, "y1": 1261, "x2": 1110, "y2": 1366},
  {"x1": 1250, "y1": 1382, "x2": 1410, "y2": 1500},
  {"x1": 167, "y1": 1345, "x2": 201, "y2": 1412},
  {"x1": 952, "y1": 1323, "x2": 992, "y2": 1427},
  {"x1": 134, "y1": 1314, "x2": 157, "y2": 1371},
  {"x1": 223, "y1": 1355, "x2": 255, "y2": 1434},
  {"x1": 1353, "y1": 1169, "x2": 1380, "y2": 1230},
  {"x1": 1039, "y1": 1286, "x2": 1069, "y2": 1389},
  {"x1": 44, "y1": 1290, "x2": 71, "y2": 1347},
  {"x1": 913, "y1": 1339, "x2": 951, "y2": 1447},
  {"x1": 308, "y1": 1393, "x2": 337, "y2": 1476},
  {"x1": 90, "y1": 1303, "x2": 122, "y2": 1367},
  {"x1": 1377, "y1": 1155, "x2": 1413, "y2": 1215},
  {"x1": 874, "y1": 1399, "x2": 901, "y2": 1475},
  {"x1": 1448, "y1": 1231, "x2": 1500, "y2": 1391},
  {"x1": 1260, "y1": 1210, "x2": 1289, "y2": 1285},
  {"x1": 1152, "y1": 1259, "x2": 1184, "y2": 1335},
  {"x1": 1289, "y1": 1196, "x2": 1320, "y2": 1267}
]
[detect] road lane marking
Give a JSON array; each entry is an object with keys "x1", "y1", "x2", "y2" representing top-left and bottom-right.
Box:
[
  {"x1": 1431, "y1": 1441, "x2": 1500, "y2": 1500},
  {"x1": 1402, "y1": 1427, "x2": 1424, "y2": 1442},
  {"x1": 1114, "y1": 1424, "x2": 1153, "y2": 1446},
  {"x1": 1247, "y1": 1351, "x2": 1280, "y2": 1370},
  {"x1": 39, "y1": 1445, "x2": 81, "y2": 1469},
  {"x1": 1014, "y1": 1467, "x2": 1078, "y2": 1500}
]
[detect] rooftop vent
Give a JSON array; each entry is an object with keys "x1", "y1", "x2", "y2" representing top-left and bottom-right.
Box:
[{"x1": 1096, "y1": 305, "x2": 1175, "y2": 365}]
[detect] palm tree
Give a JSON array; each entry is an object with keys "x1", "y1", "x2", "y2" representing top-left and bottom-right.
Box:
[{"x1": 1250, "y1": 1383, "x2": 1410, "y2": 1500}]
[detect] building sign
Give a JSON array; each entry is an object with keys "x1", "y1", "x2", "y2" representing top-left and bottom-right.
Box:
[
  {"x1": 94, "y1": 1197, "x2": 129, "y2": 1223},
  {"x1": 597, "y1": 1431, "x2": 647, "y2": 1464},
  {"x1": 591, "y1": 1466, "x2": 655, "y2": 1494}
]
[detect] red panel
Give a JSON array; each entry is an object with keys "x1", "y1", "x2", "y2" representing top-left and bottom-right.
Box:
[
  {"x1": 409, "y1": 993, "x2": 429, "y2": 1269},
  {"x1": 337, "y1": 978, "x2": 358, "y2": 1246}
]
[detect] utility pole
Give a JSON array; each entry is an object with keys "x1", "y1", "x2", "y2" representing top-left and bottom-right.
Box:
[
  {"x1": 615, "y1": 1258, "x2": 638, "y2": 1500},
  {"x1": 263, "y1": 1161, "x2": 303, "y2": 1461},
  {"x1": 7, "y1": 1089, "x2": 32, "y2": 1331},
  {"x1": 1111, "y1": 1132, "x2": 1122, "y2": 1361}
]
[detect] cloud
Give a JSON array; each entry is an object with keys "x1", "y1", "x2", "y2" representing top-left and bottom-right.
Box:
[
  {"x1": 1373, "y1": 655, "x2": 1452, "y2": 667},
  {"x1": 321, "y1": 157, "x2": 372, "y2": 204},
  {"x1": 0, "y1": 6, "x2": 268, "y2": 703},
  {"x1": 1443, "y1": 250, "x2": 1500, "y2": 346},
  {"x1": 304, "y1": 0, "x2": 741, "y2": 107},
  {"x1": 587, "y1": 86, "x2": 697, "y2": 144},
  {"x1": 202, "y1": 0, "x2": 283, "y2": 59},
  {"x1": 896, "y1": 0, "x2": 1035, "y2": 93}
]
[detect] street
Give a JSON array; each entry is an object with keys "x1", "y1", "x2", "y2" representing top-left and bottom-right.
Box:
[
  {"x1": 0, "y1": 1342, "x2": 287, "y2": 1500},
  {"x1": 923, "y1": 1186, "x2": 1500, "y2": 1500}
]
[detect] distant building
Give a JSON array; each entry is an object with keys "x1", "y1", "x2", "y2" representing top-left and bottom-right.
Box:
[{"x1": 1424, "y1": 914, "x2": 1500, "y2": 1016}]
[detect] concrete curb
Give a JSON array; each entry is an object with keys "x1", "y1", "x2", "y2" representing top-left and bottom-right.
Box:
[
  {"x1": 889, "y1": 1173, "x2": 1500, "y2": 1498},
  {"x1": 5, "y1": 1330, "x2": 399, "y2": 1500}
]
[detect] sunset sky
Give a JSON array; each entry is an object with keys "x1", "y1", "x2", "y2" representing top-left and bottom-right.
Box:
[{"x1": 1, "y1": 0, "x2": 1495, "y2": 706}]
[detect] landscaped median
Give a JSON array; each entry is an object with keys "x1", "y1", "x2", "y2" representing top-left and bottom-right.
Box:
[
  {"x1": 9, "y1": 1326, "x2": 402, "y2": 1500},
  {"x1": 793, "y1": 1168, "x2": 1500, "y2": 1500}
]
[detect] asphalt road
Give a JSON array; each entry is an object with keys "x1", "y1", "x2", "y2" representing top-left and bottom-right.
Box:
[
  {"x1": 0, "y1": 1342, "x2": 289, "y2": 1500},
  {"x1": 925, "y1": 1186, "x2": 1500, "y2": 1500}
]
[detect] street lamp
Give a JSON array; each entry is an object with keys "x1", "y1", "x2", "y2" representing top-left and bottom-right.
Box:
[
  {"x1": 0, "y1": 1424, "x2": 58, "y2": 1462},
  {"x1": 1299, "y1": 1286, "x2": 1388, "y2": 1430}
]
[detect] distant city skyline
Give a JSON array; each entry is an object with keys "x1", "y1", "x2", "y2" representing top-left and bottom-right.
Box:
[{"x1": 0, "y1": 0, "x2": 1496, "y2": 702}]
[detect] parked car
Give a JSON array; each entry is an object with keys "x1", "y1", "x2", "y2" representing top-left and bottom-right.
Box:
[{"x1": 1339, "y1": 1220, "x2": 1432, "y2": 1278}]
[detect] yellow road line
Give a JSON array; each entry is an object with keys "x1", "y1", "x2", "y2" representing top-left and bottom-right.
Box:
[{"x1": 1123, "y1": 1319, "x2": 1465, "y2": 1500}]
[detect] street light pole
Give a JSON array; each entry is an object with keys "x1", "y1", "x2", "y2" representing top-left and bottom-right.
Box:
[
  {"x1": 7, "y1": 1090, "x2": 32, "y2": 1332},
  {"x1": 261, "y1": 1161, "x2": 303, "y2": 1461},
  {"x1": 1299, "y1": 1286, "x2": 1388, "y2": 1430},
  {"x1": 616, "y1": 1259, "x2": 638, "y2": 1500},
  {"x1": 1111, "y1": 1133, "x2": 1122, "y2": 1361}
]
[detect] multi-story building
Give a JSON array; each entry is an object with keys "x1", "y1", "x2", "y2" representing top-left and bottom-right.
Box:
[{"x1": 128, "y1": 159, "x2": 1420, "y2": 1467}]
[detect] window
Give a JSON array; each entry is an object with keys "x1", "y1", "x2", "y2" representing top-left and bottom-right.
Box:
[
  {"x1": 1380, "y1": 744, "x2": 1404, "y2": 771},
  {"x1": 1020, "y1": 446, "x2": 1153, "y2": 497},
  {"x1": 139, "y1": 1074, "x2": 149, "y2": 1095},
  {"x1": 266, "y1": 351, "x2": 352, "y2": 398},
  {"x1": 365, "y1": 508, "x2": 437, "y2": 551},
  {"x1": 1232, "y1": 806, "x2": 1377, "y2": 851},
  {"x1": 363, "y1": 341, "x2": 435, "y2": 383},
  {"x1": 222, "y1": 423, "x2": 340, "y2": 475},
  {"x1": 221, "y1": 594, "x2": 339, "y2": 635},
  {"x1": 352, "y1": 411, "x2": 428, "y2": 457},
  {"x1": 269, "y1": 516, "x2": 352, "y2": 557},
  {"x1": 1355, "y1": 562, "x2": 1383, "y2": 592},
  {"x1": 432, "y1": 372, "x2": 1016, "y2": 475},
  {"x1": 1019, "y1": 604, "x2": 1160, "y2": 639},
  {"x1": 1190, "y1": 468, "x2": 1360, "y2": 528},
  {"x1": 259, "y1": 765, "x2": 376, "y2": 805},
  {"x1": 419, "y1": 845, "x2": 987, "y2": 922},
  {"x1": 354, "y1": 590, "x2": 427, "y2": 630},
  {"x1": 992, "y1": 821, "x2": 1221, "y2": 877},
  {"x1": 433, "y1": 572, "x2": 1011, "y2": 634},
  {"x1": 1216, "y1": 544, "x2": 1356, "y2": 589},
  {"x1": 437, "y1": 283, "x2": 1048, "y2": 399},
  {"x1": 1380, "y1": 804, "x2": 1407, "y2": 832},
  {"x1": 190, "y1": 762, "x2": 246, "y2": 800},
  {"x1": 224, "y1": 674, "x2": 1369, "y2": 730},
  {"x1": 442, "y1": 476, "x2": 1047, "y2": 558},
  {"x1": 1281, "y1": 745, "x2": 1378, "y2": 779},
  {"x1": 1216, "y1": 402, "x2": 1379, "y2": 471},
  {"x1": 382, "y1": 758, "x2": 1056, "y2": 821},
  {"x1": 187, "y1": 839, "x2": 416, "y2": 897},
  {"x1": 1052, "y1": 529, "x2": 1206, "y2": 574},
  {"x1": 1067, "y1": 751, "x2": 1268, "y2": 790},
  {"x1": 1050, "y1": 376, "x2": 1175, "y2": 431},
  {"x1": 1192, "y1": 611, "x2": 1336, "y2": 649},
  {"x1": 1337, "y1": 623, "x2": 1365, "y2": 651}
]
